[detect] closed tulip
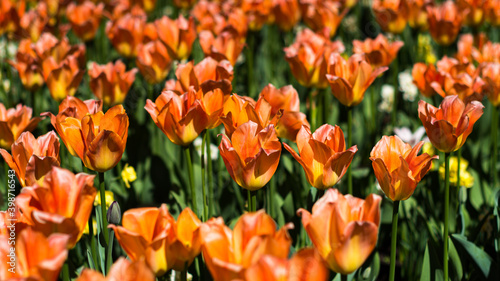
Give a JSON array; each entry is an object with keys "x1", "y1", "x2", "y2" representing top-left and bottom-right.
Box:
[
  {"x1": 66, "y1": 1, "x2": 104, "y2": 41},
  {"x1": 370, "y1": 136, "x2": 438, "y2": 201},
  {"x1": 42, "y1": 54, "x2": 85, "y2": 102},
  {"x1": 0, "y1": 103, "x2": 42, "y2": 150},
  {"x1": 272, "y1": 0, "x2": 300, "y2": 31},
  {"x1": 372, "y1": 0, "x2": 408, "y2": 34},
  {"x1": 407, "y1": 0, "x2": 432, "y2": 31},
  {"x1": 283, "y1": 125, "x2": 357, "y2": 189},
  {"x1": 136, "y1": 40, "x2": 172, "y2": 84},
  {"x1": 297, "y1": 188, "x2": 381, "y2": 274},
  {"x1": 0, "y1": 131, "x2": 60, "y2": 187},
  {"x1": 15, "y1": 167, "x2": 97, "y2": 248},
  {"x1": 353, "y1": 34, "x2": 404, "y2": 68},
  {"x1": 427, "y1": 1, "x2": 463, "y2": 46},
  {"x1": 326, "y1": 53, "x2": 388, "y2": 107},
  {"x1": 219, "y1": 121, "x2": 281, "y2": 191},
  {"x1": 240, "y1": 0, "x2": 273, "y2": 31},
  {"x1": 145, "y1": 89, "x2": 208, "y2": 146},
  {"x1": 88, "y1": 60, "x2": 137, "y2": 106},
  {"x1": 200, "y1": 211, "x2": 292, "y2": 281},
  {"x1": 418, "y1": 95, "x2": 484, "y2": 153},
  {"x1": 76, "y1": 258, "x2": 155, "y2": 281}
]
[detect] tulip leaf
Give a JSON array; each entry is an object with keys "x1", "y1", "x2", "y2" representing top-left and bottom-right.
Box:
[
  {"x1": 420, "y1": 244, "x2": 431, "y2": 281},
  {"x1": 357, "y1": 252, "x2": 380, "y2": 281},
  {"x1": 451, "y1": 234, "x2": 494, "y2": 279},
  {"x1": 448, "y1": 236, "x2": 463, "y2": 280},
  {"x1": 87, "y1": 249, "x2": 95, "y2": 270}
]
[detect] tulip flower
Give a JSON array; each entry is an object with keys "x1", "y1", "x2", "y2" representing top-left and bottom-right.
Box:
[
  {"x1": 370, "y1": 136, "x2": 437, "y2": 201},
  {"x1": 486, "y1": 0, "x2": 500, "y2": 26},
  {"x1": 298, "y1": 0, "x2": 347, "y2": 37},
  {"x1": 240, "y1": 0, "x2": 273, "y2": 31},
  {"x1": 297, "y1": 188, "x2": 381, "y2": 274},
  {"x1": 9, "y1": 39, "x2": 44, "y2": 92},
  {"x1": 42, "y1": 55, "x2": 85, "y2": 102},
  {"x1": 109, "y1": 205, "x2": 202, "y2": 276},
  {"x1": 0, "y1": 0, "x2": 24, "y2": 36},
  {"x1": 151, "y1": 15, "x2": 197, "y2": 61},
  {"x1": 76, "y1": 257, "x2": 156, "y2": 281},
  {"x1": 427, "y1": 1, "x2": 463, "y2": 46},
  {"x1": 66, "y1": 1, "x2": 104, "y2": 41},
  {"x1": 136, "y1": 40, "x2": 172, "y2": 84},
  {"x1": 199, "y1": 27, "x2": 246, "y2": 66},
  {"x1": 0, "y1": 131, "x2": 60, "y2": 187},
  {"x1": 34, "y1": 33, "x2": 86, "y2": 68},
  {"x1": 418, "y1": 95, "x2": 484, "y2": 153},
  {"x1": 19, "y1": 1, "x2": 48, "y2": 42},
  {"x1": 200, "y1": 211, "x2": 292, "y2": 281},
  {"x1": 326, "y1": 53, "x2": 388, "y2": 107},
  {"x1": 0, "y1": 103, "x2": 42, "y2": 150},
  {"x1": 0, "y1": 227, "x2": 69, "y2": 281},
  {"x1": 284, "y1": 125, "x2": 357, "y2": 189},
  {"x1": 412, "y1": 62, "x2": 445, "y2": 98},
  {"x1": 106, "y1": 9, "x2": 147, "y2": 58},
  {"x1": 219, "y1": 121, "x2": 281, "y2": 191},
  {"x1": 284, "y1": 28, "x2": 345, "y2": 88},
  {"x1": 88, "y1": 60, "x2": 137, "y2": 106},
  {"x1": 15, "y1": 167, "x2": 97, "y2": 248},
  {"x1": 129, "y1": 0, "x2": 157, "y2": 12},
  {"x1": 407, "y1": 0, "x2": 432, "y2": 31},
  {"x1": 353, "y1": 34, "x2": 404, "y2": 68},
  {"x1": 272, "y1": 0, "x2": 300, "y2": 31},
  {"x1": 145, "y1": 89, "x2": 208, "y2": 146},
  {"x1": 173, "y1": 0, "x2": 196, "y2": 9},
  {"x1": 457, "y1": 0, "x2": 488, "y2": 27},
  {"x1": 372, "y1": 0, "x2": 409, "y2": 34},
  {"x1": 480, "y1": 63, "x2": 500, "y2": 106}
]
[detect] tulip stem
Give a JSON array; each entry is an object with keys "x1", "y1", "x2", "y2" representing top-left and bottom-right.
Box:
[
  {"x1": 347, "y1": 106, "x2": 353, "y2": 195},
  {"x1": 62, "y1": 263, "x2": 70, "y2": 281},
  {"x1": 389, "y1": 200, "x2": 400, "y2": 281},
  {"x1": 106, "y1": 229, "x2": 114, "y2": 273},
  {"x1": 88, "y1": 217, "x2": 98, "y2": 271},
  {"x1": 185, "y1": 146, "x2": 198, "y2": 216},
  {"x1": 444, "y1": 152, "x2": 450, "y2": 281},
  {"x1": 99, "y1": 172, "x2": 109, "y2": 246},
  {"x1": 201, "y1": 131, "x2": 208, "y2": 221},
  {"x1": 309, "y1": 88, "x2": 317, "y2": 131},
  {"x1": 206, "y1": 131, "x2": 214, "y2": 218},
  {"x1": 391, "y1": 56, "x2": 399, "y2": 129},
  {"x1": 269, "y1": 176, "x2": 275, "y2": 217},
  {"x1": 341, "y1": 274, "x2": 348, "y2": 281},
  {"x1": 492, "y1": 105, "x2": 498, "y2": 189},
  {"x1": 248, "y1": 189, "x2": 257, "y2": 212},
  {"x1": 246, "y1": 31, "x2": 256, "y2": 98},
  {"x1": 181, "y1": 262, "x2": 188, "y2": 281}
]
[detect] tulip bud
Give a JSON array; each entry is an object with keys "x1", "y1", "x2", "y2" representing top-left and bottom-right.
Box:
[{"x1": 107, "y1": 201, "x2": 121, "y2": 225}]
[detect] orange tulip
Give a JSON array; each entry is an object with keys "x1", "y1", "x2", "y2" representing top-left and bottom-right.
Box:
[
  {"x1": 0, "y1": 103, "x2": 42, "y2": 150},
  {"x1": 34, "y1": 33, "x2": 86, "y2": 68},
  {"x1": 66, "y1": 1, "x2": 104, "y2": 41},
  {"x1": 219, "y1": 121, "x2": 281, "y2": 191},
  {"x1": 407, "y1": 0, "x2": 432, "y2": 31},
  {"x1": 196, "y1": 88, "x2": 228, "y2": 129},
  {"x1": 19, "y1": 2, "x2": 48, "y2": 42},
  {"x1": 109, "y1": 205, "x2": 202, "y2": 275},
  {"x1": 151, "y1": 15, "x2": 197, "y2": 61},
  {"x1": 284, "y1": 28, "x2": 345, "y2": 88},
  {"x1": 145, "y1": 89, "x2": 208, "y2": 146},
  {"x1": 370, "y1": 135, "x2": 438, "y2": 201},
  {"x1": 9, "y1": 39, "x2": 44, "y2": 92},
  {"x1": 457, "y1": 0, "x2": 488, "y2": 27},
  {"x1": 173, "y1": 0, "x2": 196, "y2": 9},
  {"x1": 244, "y1": 248, "x2": 329, "y2": 281},
  {"x1": 412, "y1": 62, "x2": 445, "y2": 98},
  {"x1": 486, "y1": 0, "x2": 500, "y2": 26},
  {"x1": 0, "y1": 227, "x2": 69, "y2": 281},
  {"x1": 164, "y1": 57, "x2": 234, "y2": 95},
  {"x1": 352, "y1": 34, "x2": 404, "y2": 68},
  {"x1": 283, "y1": 124, "x2": 357, "y2": 189},
  {"x1": 427, "y1": 1, "x2": 463, "y2": 46},
  {"x1": 326, "y1": 53, "x2": 388, "y2": 107},
  {"x1": 136, "y1": 40, "x2": 172, "y2": 84},
  {"x1": 0, "y1": 0, "x2": 25, "y2": 36},
  {"x1": 474, "y1": 41, "x2": 500, "y2": 63},
  {"x1": 15, "y1": 167, "x2": 97, "y2": 248},
  {"x1": 106, "y1": 8, "x2": 147, "y2": 58},
  {"x1": 418, "y1": 95, "x2": 484, "y2": 153},
  {"x1": 200, "y1": 211, "x2": 292, "y2": 281},
  {"x1": 240, "y1": 0, "x2": 273, "y2": 31},
  {"x1": 480, "y1": 62, "x2": 500, "y2": 106},
  {"x1": 43, "y1": 96, "x2": 102, "y2": 157},
  {"x1": 372, "y1": 0, "x2": 409, "y2": 34},
  {"x1": 297, "y1": 188, "x2": 382, "y2": 274},
  {"x1": 129, "y1": 0, "x2": 157, "y2": 12},
  {"x1": 298, "y1": 0, "x2": 347, "y2": 37},
  {"x1": 88, "y1": 60, "x2": 138, "y2": 106},
  {"x1": 0, "y1": 131, "x2": 60, "y2": 187},
  {"x1": 199, "y1": 26, "x2": 246, "y2": 66},
  {"x1": 76, "y1": 257, "x2": 155, "y2": 281},
  {"x1": 272, "y1": 0, "x2": 300, "y2": 31},
  {"x1": 191, "y1": 0, "x2": 224, "y2": 34},
  {"x1": 42, "y1": 54, "x2": 85, "y2": 102}
]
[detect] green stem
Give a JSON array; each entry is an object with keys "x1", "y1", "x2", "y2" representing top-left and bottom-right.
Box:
[
  {"x1": 181, "y1": 263, "x2": 188, "y2": 281},
  {"x1": 201, "y1": 131, "x2": 208, "y2": 221},
  {"x1": 309, "y1": 88, "x2": 317, "y2": 131},
  {"x1": 62, "y1": 263, "x2": 70, "y2": 281},
  {"x1": 389, "y1": 200, "x2": 400, "y2": 281},
  {"x1": 98, "y1": 172, "x2": 109, "y2": 246},
  {"x1": 185, "y1": 146, "x2": 198, "y2": 216},
  {"x1": 246, "y1": 31, "x2": 256, "y2": 98},
  {"x1": 492, "y1": 105, "x2": 498, "y2": 189},
  {"x1": 269, "y1": 176, "x2": 275, "y2": 217},
  {"x1": 248, "y1": 189, "x2": 257, "y2": 212},
  {"x1": 88, "y1": 216, "x2": 98, "y2": 272},
  {"x1": 341, "y1": 274, "x2": 348, "y2": 281},
  {"x1": 444, "y1": 152, "x2": 450, "y2": 281},
  {"x1": 206, "y1": 131, "x2": 214, "y2": 217},
  {"x1": 391, "y1": 57, "x2": 399, "y2": 129},
  {"x1": 347, "y1": 106, "x2": 353, "y2": 195},
  {"x1": 322, "y1": 88, "x2": 329, "y2": 125},
  {"x1": 106, "y1": 229, "x2": 114, "y2": 273}
]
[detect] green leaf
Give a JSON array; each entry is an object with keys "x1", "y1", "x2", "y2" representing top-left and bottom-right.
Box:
[
  {"x1": 451, "y1": 234, "x2": 494, "y2": 278},
  {"x1": 420, "y1": 244, "x2": 431, "y2": 281},
  {"x1": 448, "y1": 237, "x2": 463, "y2": 280}
]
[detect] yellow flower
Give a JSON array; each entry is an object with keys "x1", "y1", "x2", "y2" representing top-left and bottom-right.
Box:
[
  {"x1": 83, "y1": 218, "x2": 97, "y2": 236},
  {"x1": 417, "y1": 34, "x2": 437, "y2": 64},
  {"x1": 121, "y1": 163, "x2": 137, "y2": 188},
  {"x1": 94, "y1": 190, "x2": 115, "y2": 208},
  {"x1": 439, "y1": 156, "x2": 474, "y2": 188}
]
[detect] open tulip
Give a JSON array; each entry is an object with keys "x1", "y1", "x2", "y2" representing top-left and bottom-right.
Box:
[
  {"x1": 136, "y1": 40, "x2": 172, "y2": 84},
  {"x1": 88, "y1": 60, "x2": 137, "y2": 106},
  {"x1": 0, "y1": 103, "x2": 42, "y2": 150},
  {"x1": 199, "y1": 27, "x2": 246, "y2": 66},
  {"x1": 151, "y1": 15, "x2": 197, "y2": 60},
  {"x1": 219, "y1": 121, "x2": 282, "y2": 191},
  {"x1": 66, "y1": 1, "x2": 104, "y2": 41},
  {"x1": 427, "y1": 1, "x2": 463, "y2": 46},
  {"x1": 200, "y1": 211, "x2": 292, "y2": 281},
  {"x1": 0, "y1": 0, "x2": 24, "y2": 36},
  {"x1": 412, "y1": 63, "x2": 444, "y2": 98},
  {"x1": 457, "y1": 0, "x2": 488, "y2": 27},
  {"x1": 407, "y1": 0, "x2": 432, "y2": 31},
  {"x1": 42, "y1": 54, "x2": 85, "y2": 102},
  {"x1": 326, "y1": 53, "x2": 388, "y2": 107},
  {"x1": 105, "y1": 9, "x2": 147, "y2": 58},
  {"x1": 19, "y1": 1, "x2": 48, "y2": 42},
  {"x1": 297, "y1": 188, "x2": 381, "y2": 274},
  {"x1": 372, "y1": 0, "x2": 409, "y2": 34},
  {"x1": 0, "y1": 131, "x2": 60, "y2": 187},
  {"x1": 418, "y1": 95, "x2": 484, "y2": 153},
  {"x1": 109, "y1": 205, "x2": 202, "y2": 276},
  {"x1": 240, "y1": 0, "x2": 273, "y2": 31},
  {"x1": 15, "y1": 167, "x2": 97, "y2": 248},
  {"x1": 298, "y1": 0, "x2": 347, "y2": 37},
  {"x1": 480, "y1": 62, "x2": 500, "y2": 106},
  {"x1": 0, "y1": 227, "x2": 69, "y2": 281},
  {"x1": 353, "y1": 34, "x2": 404, "y2": 68},
  {"x1": 486, "y1": 0, "x2": 500, "y2": 26},
  {"x1": 284, "y1": 124, "x2": 357, "y2": 189},
  {"x1": 76, "y1": 257, "x2": 155, "y2": 281},
  {"x1": 9, "y1": 39, "x2": 44, "y2": 92},
  {"x1": 145, "y1": 89, "x2": 208, "y2": 146},
  {"x1": 370, "y1": 136, "x2": 438, "y2": 201},
  {"x1": 272, "y1": 0, "x2": 301, "y2": 31}
]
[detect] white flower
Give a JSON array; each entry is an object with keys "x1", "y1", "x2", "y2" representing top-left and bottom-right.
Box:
[
  {"x1": 193, "y1": 136, "x2": 219, "y2": 161},
  {"x1": 394, "y1": 126, "x2": 426, "y2": 147},
  {"x1": 378, "y1": 84, "x2": 394, "y2": 113},
  {"x1": 399, "y1": 70, "x2": 418, "y2": 102}
]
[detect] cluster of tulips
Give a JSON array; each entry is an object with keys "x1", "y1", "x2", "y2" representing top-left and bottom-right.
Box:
[{"x1": 0, "y1": 0, "x2": 499, "y2": 281}]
